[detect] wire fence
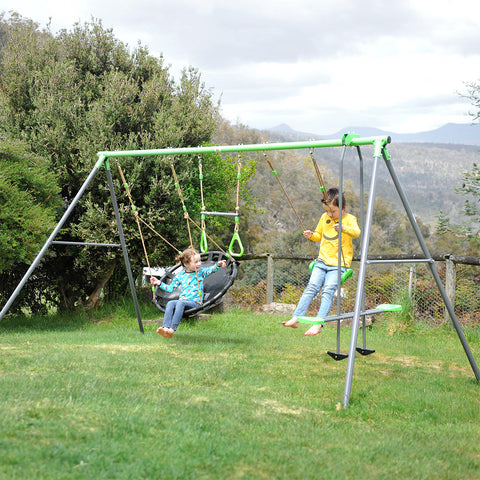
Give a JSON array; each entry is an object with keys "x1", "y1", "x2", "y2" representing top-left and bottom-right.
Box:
[{"x1": 224, "y1": 254, "x2": 480, "y2": 326}]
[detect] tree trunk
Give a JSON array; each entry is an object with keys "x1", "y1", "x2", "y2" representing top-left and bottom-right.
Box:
[
  {"x1": 85, "y1": 261, "x2": 116, "y2": 310},
  {"x1": 58, "y1": 282, "x2": 79, "y2": 311}
]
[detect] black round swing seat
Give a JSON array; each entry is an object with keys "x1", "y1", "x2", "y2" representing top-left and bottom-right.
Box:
[{"x1": 153, "y1": 251, "x2": 238, "y2": 317}]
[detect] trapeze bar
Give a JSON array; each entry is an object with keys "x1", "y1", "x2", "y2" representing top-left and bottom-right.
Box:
[
  {"x1": 97, "y1": 135, "x2": 391, "y2": 159},
  {"x1": 52, "y1": 241, "x2": 122, "y2": 248},
  {"x1": 366, "y1": 258, "x2": 434, "y2": 265},
  {"x1": 202, "y1": 211, "x2": 239, "y2": 218}
]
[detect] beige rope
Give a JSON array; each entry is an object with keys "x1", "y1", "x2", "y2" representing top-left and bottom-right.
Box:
[
  {"x1": 234, "y1": 155, "x2": 241, "y2": 231},
  {"x1": 264, "y1": 153, "x2": 315, "y2": 260},
  {"x1": 118, "y1": 165, "x2": 155, "y2": 299},
  {"x1": 170, "y1": 161, "x2": 202, "y2": 303},
  {"x1": 309, "y1": 150, "x2": 348, "y2": 268},
  {"x1": 136, "y1": 216, "x2": 181, "y2": 255}
]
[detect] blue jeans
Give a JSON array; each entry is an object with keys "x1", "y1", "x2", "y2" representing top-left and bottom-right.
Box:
[
  {"x1": 163, "y1": 300, "x2": 198, "y2": 331},
  {"x1": 294, "y1": 260, "x2": 345, "y2": 318}
]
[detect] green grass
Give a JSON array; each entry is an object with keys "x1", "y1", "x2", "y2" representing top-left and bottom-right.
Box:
[{"x1": 1, "y1": 303, "x2": 479, "y2": 480}]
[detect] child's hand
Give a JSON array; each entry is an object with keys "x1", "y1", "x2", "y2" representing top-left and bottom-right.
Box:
[
  {"x1": 303, "y1": 230, "x2": 313, "y2": 239},
  {"x1": 218, "y1": 260, "x2": 227, "y2": 268},
  {"x1": 150, "y1": 277, "x2": 160, "y2": 285}
]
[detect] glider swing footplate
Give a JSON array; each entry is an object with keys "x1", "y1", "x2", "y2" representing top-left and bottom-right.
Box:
[
  {"x1": 296, "y1": 303, "x2": 403, "y2": 326},
  {"x1": 356, "y1": 347, "x2": 376, "y2": 356},
  {"x1": 327, "y1": 351, "x2": 349, "y2": 361}
]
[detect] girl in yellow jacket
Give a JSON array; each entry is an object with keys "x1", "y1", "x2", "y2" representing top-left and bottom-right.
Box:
[{"x1": 282, "y1": 187, "x2": 361, "y2": 335}]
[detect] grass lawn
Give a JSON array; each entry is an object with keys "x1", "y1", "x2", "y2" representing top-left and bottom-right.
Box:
[{"x1": 1, "y1": 302, "x2": 479, "y2": 479}]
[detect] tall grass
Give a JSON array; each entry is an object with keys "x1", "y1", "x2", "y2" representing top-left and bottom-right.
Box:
[{"x1": 1, "y1": 302, "x2": 479, "y2": 479}]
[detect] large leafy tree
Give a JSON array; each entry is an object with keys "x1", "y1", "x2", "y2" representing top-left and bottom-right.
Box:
[
  {"x1": 0, "y1": 136, "x2": 61, "y2": 314},
  {"x1": 0, "y1": 137, "x2": 61, "y2": 271},
  {"x1": 0, "y1": 14, "x2": 250, "y2": 311}
]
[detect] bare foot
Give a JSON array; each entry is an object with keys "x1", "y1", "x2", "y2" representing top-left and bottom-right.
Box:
[
  {"x1": 157, "y1": 327, "x2": 168, "y2": 338},
  {"x1": 282, "y1": 317, "x2": 298, "y2": 329},
  {"x1": 304, "y1": 324, "x2": 323, "y2": 336},
  {"x1": 165, "y1": 328, "x2": 175, "y2": 338}
]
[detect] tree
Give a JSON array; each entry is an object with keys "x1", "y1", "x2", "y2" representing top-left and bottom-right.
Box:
[
  {"x1": 0, "y1": 136, "x2": 61, "y2": 313},
  {"x1": 446, "y1": 163, "x2": 480, "y2": 255},
  {"x1": 463, "y1": 80, "x2": 480, "y2": 124},
  {"x1": 0, "y1": 136, "x2": 60, "y2": 272},
  {"x1": 0, "y1": 14, "x2": 253, "y2": 311},
  {"x1": 427, "y1": 81, "x2": 480, "y2": 256}
]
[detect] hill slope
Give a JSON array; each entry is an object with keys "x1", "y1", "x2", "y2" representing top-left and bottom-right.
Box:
[{"x1": 256, "y1": 129, "x2": 480, "y2": 224}]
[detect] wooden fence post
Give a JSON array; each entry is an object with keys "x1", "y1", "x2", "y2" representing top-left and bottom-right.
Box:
[
  {"x1": 266, "y1": 254, "x2": 274, "y2": 304},
  {"x1": 408, "y1": 265, "x2": 416, "y2": 300},
  {"x1": 444, "y1": 256, "x2": 456, "y2": 323}
]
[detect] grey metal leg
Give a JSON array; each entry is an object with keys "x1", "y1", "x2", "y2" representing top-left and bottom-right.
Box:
[
  {"x1": 0, "y1": 160, "x2": 103, "y2": 321},
  {"x1": 105, "y1": 162, "x2": 144, "y2": 333}
]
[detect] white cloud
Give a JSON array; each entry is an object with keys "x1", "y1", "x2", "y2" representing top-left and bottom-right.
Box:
[{"x1": 3, "y1": 0, "x2": 480, "y2": 134}]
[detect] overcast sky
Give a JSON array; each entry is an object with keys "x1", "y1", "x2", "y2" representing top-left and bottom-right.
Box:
[{"x1": 3, "y1": 0, "x2": 480, "y2": 134}]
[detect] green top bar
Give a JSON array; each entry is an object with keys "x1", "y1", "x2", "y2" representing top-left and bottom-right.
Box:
[{"x1": 97, "y1": 135, "x2": 391, "y2": 159}]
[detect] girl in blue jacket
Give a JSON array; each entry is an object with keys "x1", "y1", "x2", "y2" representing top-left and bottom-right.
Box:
[{"x1": 150, "y1": 248, "x2": 226, "y2": 337}]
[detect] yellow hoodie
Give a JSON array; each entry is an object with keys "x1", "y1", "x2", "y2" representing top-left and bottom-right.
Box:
[{"x1": 310, "y1": 212, "x2": 361, "y2": 267}]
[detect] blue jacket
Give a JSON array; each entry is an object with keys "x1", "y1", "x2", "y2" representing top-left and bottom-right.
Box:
[{"x1": 159, "y1": 264, "x2": 220, "y2": 304}]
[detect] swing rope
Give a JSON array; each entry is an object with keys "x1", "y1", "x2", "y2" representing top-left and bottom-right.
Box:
[
  {"x1": 117, "y1": 165, "x2": 157, "y2": 299},
  {"x1": 170, "y1": 163, "x2": 195, "y2": 249},
  {"x1": 310, "y1": 149, "x2": 329, "y2": 202},
  {"x1": 264, "y1": 153, "x2": 316, "y2": 261},
  {"x1": 136, "y1": 216, "x2": 181, "y2": 255},
  {"x1": 309, "y1": 150, "x2": 352, "y2": 282},
  {"x1": 171, "y1": 158, "x2": 233, "y2": 257},
  {"x1": 171, "y1": 161, "x2": 203, "y2": 303},
  {"x1": 196, "y1": 154, "x2": 244, "y2": 257},
  {"x1": 229, "y1": 155, "x2": 244, "y2": 257},
  {"x1": 184, "y1": 215, "x2": 230, "y2": 256},
  {"x1": 118, "y1": 164, "x2": 183, "y2": 254},
  {"x1": 197, "y1": 156, "x2": 209, "y2": 253}
]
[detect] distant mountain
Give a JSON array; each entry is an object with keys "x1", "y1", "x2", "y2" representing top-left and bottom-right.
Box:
[
  {"x1": 261, "y1": 123, "x2": 480, "y2": 224},
  {"x1": 269, "y1": 123, "x2": 298, "y2": 134},
  {"x1": 267, "y1": 123, "x2": 480, "y2": 146}
]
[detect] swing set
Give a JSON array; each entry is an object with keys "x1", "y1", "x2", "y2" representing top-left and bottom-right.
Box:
[{"x1": 1, "y1": 135, "x2": 479, "y2": 408}]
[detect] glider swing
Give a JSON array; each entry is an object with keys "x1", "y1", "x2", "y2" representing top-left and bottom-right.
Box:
[
  {"x1": 267, "y1": 147, "x2": 401, "y2": 360},
  {"x1": 118, "y1": 156, "x2": 243, "y2": 317}
]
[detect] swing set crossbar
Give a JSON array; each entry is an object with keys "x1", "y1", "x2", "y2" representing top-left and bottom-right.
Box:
[
  {"x1": 97, "y1": 135, "x2": 391, "y2": 160},
  {"x1": 297, "y1": 303, "x2": 403, "y2": 325}
]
